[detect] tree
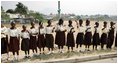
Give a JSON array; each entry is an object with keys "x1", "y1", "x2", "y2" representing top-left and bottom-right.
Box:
[
  {"x1": 15, "y1": 2, "x2": 28, "y2": 15},
  {"x1": 1, "y1": 6, "x2": 4, "y2": 12},
  {"x1": 1, "y1": 6, "x2": 10, "y2": 21},
  {"x1": 6, "y1": 9, "x2": 14, "y2": 14},
  {"x1": 28, "y1": 11, "x2": 44, "y2": 22}
]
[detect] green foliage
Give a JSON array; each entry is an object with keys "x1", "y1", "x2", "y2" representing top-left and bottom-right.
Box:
[
  {"x1": 15, "y1": 2, "x2": 28, "y2": 15},
  {"x1": 1, "y1": 6, "x2": 10, "y2": 21},
  {"x1": 6, "y1": 9, "x2": 15, "y2": 14},
  {"x1": 28, "y1": 11, "x2": 44, "y2": 22}
]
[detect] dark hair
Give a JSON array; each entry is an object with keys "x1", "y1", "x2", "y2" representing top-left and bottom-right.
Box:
[
  {"x1": 86, "y1": 19, "x2": 90, "y2": 25},
  {"x1": 95, "y1": 22, "x2": 99, "y2": 25},
  {"x1": 58, "y1": 18, "x2": 63, "y2": 25},
  {"x1": 104, "y1": 21, "x2": 107, "y2": 25},
  {"x1": 79, "y1": 19, "x2": 83, "y2": 24},
  {"x1": 48, "y1": 19, "x2": 51, "y2": 23}
]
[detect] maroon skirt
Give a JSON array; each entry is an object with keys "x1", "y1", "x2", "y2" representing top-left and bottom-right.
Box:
[
  {"x1": 76, "y1": 33, "x2": 84, "y2": 45},
  {"x1": 84, "y1": 32, "x2": 92, "y2": 45},
  {"x1": 37, "y1": 34, "x2": 46, "y2": 48},
  {"x1": 21, "y1": 38, "x2": 30, "y2": 51},
  {"x1": 1, "y1": 38, "x2": 8, "y2": 54},
  {"x1": 101, "y1": 33, "x2": 107, "y2": 44},
  {"x1": 66, "y1": 33, "x2": 75, "y2": 47},
  {"x1": 55, "y1": 31, "x2": 65, "y2": 46},
  {"x1": 9, "y1": 37, "x2": 19, "y2": 52},
  {"x1": 29, "y1": 36, "x2": 37, "y2": 49},
  {"x1": 45, "y1": 34, "x2": 54, "y2": 48}
]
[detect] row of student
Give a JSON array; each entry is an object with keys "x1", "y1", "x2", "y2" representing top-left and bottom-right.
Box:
[{"x1": 1, "y1": 19, "x2": 117, "y2": 61}]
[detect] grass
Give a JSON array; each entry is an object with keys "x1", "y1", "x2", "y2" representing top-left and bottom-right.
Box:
[{"x1": 2, "y1": 48, "x2": 116, "y2": 63}]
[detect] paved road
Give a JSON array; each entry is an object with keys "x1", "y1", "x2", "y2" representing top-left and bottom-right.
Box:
[{"x1": 82, "y1": 57, "x2": 117, "y2": 63}]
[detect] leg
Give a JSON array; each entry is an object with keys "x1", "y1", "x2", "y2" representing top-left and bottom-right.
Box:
[
  {"x1": 68, "y1": 46, "x2": 69, "y2": 51},
  {"x1": 95, "y1": 45, "x2": 97, "y2": 50},
  {"x1": 39, "y1": 48, "x2": 41, "y2": 54},
  {"x1": 35, "y1": 48, "x2": 37, "y2": 53},
  {"x1": 32, "y1": 49, "x2": 34, "y2": 53},
  {"x1": 93, "y1": 45, "x2": 95, "y2": 50},
  {"x1": 25, "y1": 51, "x2": 27, "y2": 57},
  {"x1": 71, "y1": 47, "x2": 73, "y2": 51},
  {"x1": 101, "y1": 43, "x2": 103, "y2": 49},
  {"x1": 42, "y1": 47, "x2": 45, "y2": 54},
  {"x1": 76, "y1": 44, "x2": 78, "y2": 48}
]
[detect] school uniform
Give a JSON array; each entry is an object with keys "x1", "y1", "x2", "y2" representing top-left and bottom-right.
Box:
[
  {"x1": 76, "y1": 26, "x2": 84, "y2": 46},
  {"x1": 8, "y1": 28, "x2": 20, "y2": 52},
  {"x1": 1, "y1": 26, "x2": 8, "y2": 54},
  {"x1": 93, "y1": 26, "x2": 100, "y2": 45},
  {"x1": 29, "y1": 27, "x2": 38, "y2": 50},
  {"x1": 101, "y1": 28, "x2": 108, "y2": 49},
  {"x1": 55, "y1": 25, "x2": 66, "y2": 46},
  {"x1": 45, "y1": 26, "x2": 54, "y2": 48},
  {"x1": 66, "y1": 26, "x2": 75, "y2": 47},
  {"x1": 21, "y1": 30, "x2": 30, "y2": 51},
  {"x1": 107, "y1": 27, "x2": 115, "y2": 49},
  {"x1": 37, "y1": 27, "x2": 46, "y2": 48},
  {"x1": 84, "y1": 25, "x2": 92, "y2": 45}
]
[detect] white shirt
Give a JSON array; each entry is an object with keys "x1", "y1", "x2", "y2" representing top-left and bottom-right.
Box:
[
  {"x1": 55, "y1": 25, "x2": 65, "y2": 31},
  {"x1": 86, "y1": 25, "x2": 92, "y2": 32},
  {"x1": 102, "y1": 28, "x2": 108, "y2": 33},
  {"x1": 1, "y1": 26, "x2": 8, "y2": 38},
  {"x1": 45, "y1": 26, "x2": 54, "y2": 34},
  {"x1": 78, "y1": 26, "x2": 85, "y2": 33},
  {"x1": 39, "y1": 28, "x2": 46, "y2": 34},
  {"x1": 8, "y1": 28, "x2": 20, "y2": 37},
  {"x1": 94, "y1": 27, "x2": 99, "y2": 33},
  {"x1": 67, "y1": 26, "x2": 74, "y2": 33},
  {"x1": 21, "y1": 30, "x2": 30, "y2": 39},
  {"x1": 29, "y1": 28, "x2": 38, "y2": 36}
]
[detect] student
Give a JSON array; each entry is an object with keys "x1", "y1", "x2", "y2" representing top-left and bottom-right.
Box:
[
  {"x1": 107, "y1": 22, "x2": 115, "y2": 49},
  {"x1": 76, "y1": 19, "x2": 84, "y2": 52},
  {"x1": 21, "y1": 25, "x2": 30, "y2": 58},
  {"x1": 8, "y1": 22, "x2": 20, "y2": 60},
  {"x1": 101, "y1": 21, "x2": 108, "y2": 50},
  {"x1": 92, "y1": 22, "x2": 100, "y2": 50},
  {"x1": 37, "y1": 22, "x2": 46, "y2": 54},
  {"x1": 45, "y1": 20, "x2": 55, "y2": 54},
  {"x1": 55, "y1": 19, "x2": 66, "y2": 53},
  {"x1": 66, "y1": 20, "x2": 75, "y2": 52},
  {"x1": 1, "y1": 24, "x2": 9, "y2": 60},
  {"x1": 84, "y1": 19, "x2": 92, "y2": 51},
  {"x1": 29, "y1": 21, "x2": 38, "y2": 55}
]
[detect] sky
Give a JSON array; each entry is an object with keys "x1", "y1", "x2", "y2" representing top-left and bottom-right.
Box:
[{"x1": 1, "y1": 0, "x2": 117, "y2": 15}]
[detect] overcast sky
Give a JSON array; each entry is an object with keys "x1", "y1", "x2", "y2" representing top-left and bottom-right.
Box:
[{"x1": 1, "y1": 0, "x2": 117, "y2": 15}]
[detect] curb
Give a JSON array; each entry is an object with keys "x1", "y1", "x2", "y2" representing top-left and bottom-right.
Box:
[{"x1": 44, "y1": 53, "x2": 117, "y2": 63}]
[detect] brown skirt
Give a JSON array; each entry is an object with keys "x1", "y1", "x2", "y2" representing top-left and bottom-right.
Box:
[
  {"x1": 107, "y1": 32, "x2": 114, "y2": 48},
  {"x1": 101, "y1": 33, "x2": 107, "y2": 44},
  {"x1": 84, "y1": 32, "x2": 92, "y2": 45},
  {"x1": 29, "y1": 36, "x2": 37, "y2": 49},
  {"x1": 1, "y1": 38, "x2": 8, "y2": 54},
  {"x1": 66, "y1": 33, "x2": 75, "y2": 47},
  {"x1": 76, "y1": 33, "x2": 84, "y2": 45},
  {"x1": 37, "y1": 34, "x2": 46, "y2": 48},
  {"x1": 45, "y1": 34, "x2": 54, "y2": 48},
  {"x1": 55, "y1": 31, "x2": 65, "y2": 46},
  {"x1": 9, "y1": 37, "x2": 19, "y2": 52},
  {"x1": 92, "y1": 33, "x2": 100, "y2": 45},
  {"x1": 21, "y1": 38, "x2": 29, "y2": 51}
]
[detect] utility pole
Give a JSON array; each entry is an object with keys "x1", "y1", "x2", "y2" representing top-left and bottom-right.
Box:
[{"x1": 58, "y1": 1, "x2": 61, "y2": 19}]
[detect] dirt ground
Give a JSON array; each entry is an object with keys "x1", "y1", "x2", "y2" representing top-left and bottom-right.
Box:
[{"x1": 1, "y1": 20, "x2": 117, "y2": 63}]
